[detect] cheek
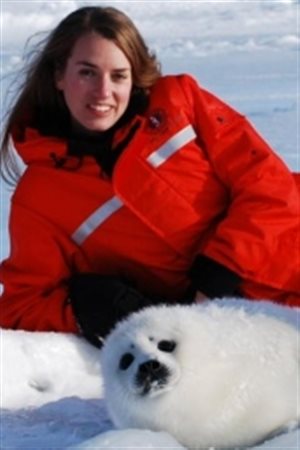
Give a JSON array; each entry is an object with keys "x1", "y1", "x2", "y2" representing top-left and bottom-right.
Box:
[
  {"x1": 60, "y1": 78, "x2": 89, "y2": 115},
  {"x1": 57, "y1": 71, "x2": 86, "y2": 99},
  {"x1": 65, "y1": 78, "x2": 87, "y2": 98},
  {"x1": 113, "y1": 83, "x2": 132, "y2": 102},
  {"x1": 118, "y1": 85, "x2": 132, "y2": 108}
]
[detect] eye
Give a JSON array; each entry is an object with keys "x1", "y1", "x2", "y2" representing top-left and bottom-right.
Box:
[
  {"x1": 78, "y1": 68, "x2": 96, "y2": 78},
  {"x1": 157, "y1": 340, "x2": 176, "y2": 353},
  {"x1": 119, "y1": 353, "x2": 134, "y2": 370},
  {"x1": 111, "y1": 71, "x2": 130, "y2": 82}
]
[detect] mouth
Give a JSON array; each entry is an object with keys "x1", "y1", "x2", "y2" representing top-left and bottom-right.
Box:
[
  {"x1": 88, "y1": 103, "x2": 114, "y2": 115},
  {"x1": 137, "y1": 378, "x2": 171, "y2": 397}
]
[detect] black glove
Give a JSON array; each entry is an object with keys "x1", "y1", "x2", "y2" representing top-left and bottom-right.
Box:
[
  {"x1": 69, "y1": 273, "x2": 161, "y2": 348},
  {"x1": 189, "y1": 254, "x2": 241, "y2": 299}
]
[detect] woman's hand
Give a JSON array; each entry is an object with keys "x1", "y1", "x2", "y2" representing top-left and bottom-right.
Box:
[{"x1": 68, "y1": 273, "x2": 164, "y2": 347}]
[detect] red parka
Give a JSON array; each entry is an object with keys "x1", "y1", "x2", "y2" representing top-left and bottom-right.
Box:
[{"x1": 0, "y1": 74, "x2": 299, "y2": 332}]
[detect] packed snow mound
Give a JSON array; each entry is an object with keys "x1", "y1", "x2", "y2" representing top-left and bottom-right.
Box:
[
  {"x1": 68, "y1": 428, "x2": 185, "y2": 449},
  {"x1": 1, "y1": 329, "x2": 103, "y2": 409}
]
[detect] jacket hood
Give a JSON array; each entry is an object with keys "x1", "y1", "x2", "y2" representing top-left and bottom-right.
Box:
[
  {"x1": 12, "y1": 114, "x2": 144, "y2": 169},
  {"x1": 12, "y1": 127, "x2": 68, "y2": 167}
]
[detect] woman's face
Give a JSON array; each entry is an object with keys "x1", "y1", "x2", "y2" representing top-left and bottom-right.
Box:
[{"x1": 56, "y1": 33, "x2": 133, "y2": 132}]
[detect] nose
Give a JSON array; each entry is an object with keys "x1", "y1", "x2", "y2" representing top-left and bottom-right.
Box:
[
  {"x1": 137, "y1": 359, "x2": 169, "y2": 384},
  {"x1": 136, "y1": 359, "x2": 170, "y2": 394},
  {"x1": 94, "y1": 75, "x2": 111, "y2": 98},
  {"x1": 139, "y1": 360, "x2": 162, "y2": 376}
]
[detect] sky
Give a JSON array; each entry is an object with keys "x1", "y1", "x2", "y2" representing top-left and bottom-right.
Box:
[
  {"x1": 1, "y1": 0, "x2": 299, "y2": 75},
  {"x1": 0, "y1": 1, "x2": 299, "y2": 449}
]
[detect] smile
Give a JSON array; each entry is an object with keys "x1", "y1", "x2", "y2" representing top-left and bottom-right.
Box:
[{"x1": 88, "y1": 104, "x2": 113, "y2": 113}]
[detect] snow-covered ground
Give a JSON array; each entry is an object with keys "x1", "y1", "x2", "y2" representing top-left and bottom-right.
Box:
[
  {"x1": 0, "y1": 1, "x2": 299, "y2": 449},
  {"x1": 1, "y1": 301, "x2": 299, "y2": 449}
]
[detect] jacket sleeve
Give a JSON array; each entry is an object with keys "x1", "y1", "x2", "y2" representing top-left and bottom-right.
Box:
[
  {"x1": 0, "y1": 200, "x2": 78, "y2": 332},
  {"x1": 179, "y1": 74, "x2": 299, "y2": 287}
]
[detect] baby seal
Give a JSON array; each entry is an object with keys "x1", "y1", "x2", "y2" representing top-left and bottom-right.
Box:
[{"x1": 101, "y1": 300, "x2": 299, "y2": 449}]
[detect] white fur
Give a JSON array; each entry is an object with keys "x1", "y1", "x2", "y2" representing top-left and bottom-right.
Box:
[{"x1": 101, "y1": 299, "x2": 300, "y2": 450}]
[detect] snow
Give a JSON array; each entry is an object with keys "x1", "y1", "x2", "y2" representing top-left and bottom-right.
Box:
[
  {"x1": 0, "y1": 1, "x2": 299, "y2": 448},
  {"x1": 69, "y1": 429, "x2": 186, "y2": 449},
  {"x1": 1, "y1": 302, "x2": 299, "y2": 449}
]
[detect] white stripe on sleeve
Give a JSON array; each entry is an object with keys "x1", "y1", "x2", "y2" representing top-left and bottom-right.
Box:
[
  {"x1": 72, "y1": 195, "x2": 123, "y2": 245},
  {"x1": 147, "y1": 125, "x2": 196, "y2": 168}
]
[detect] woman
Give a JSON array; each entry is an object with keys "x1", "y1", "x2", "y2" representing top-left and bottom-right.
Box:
[{"x1": 0, "y1": 6, "x2": 299, "y2": 347}]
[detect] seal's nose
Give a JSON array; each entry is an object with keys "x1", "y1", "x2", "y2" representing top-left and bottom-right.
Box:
[
  {"x1": 139, "y1": 359, "x2": 162, "y2": 376},
  {"x1": 136, "y1": 359, "x2": 169, "y2": 387}
]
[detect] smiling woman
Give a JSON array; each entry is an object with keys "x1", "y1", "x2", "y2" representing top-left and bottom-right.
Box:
[
  {"x1": 0, "y1": 5, "x2": 299, "y2": 348},
  {"x1": 55, "y1": 33, "x2": 133, "y2": 132}
]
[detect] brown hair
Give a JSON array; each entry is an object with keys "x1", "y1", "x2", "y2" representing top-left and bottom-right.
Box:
[{"x1": 0, "y1": 6, "x2": 161, "y2": 183}]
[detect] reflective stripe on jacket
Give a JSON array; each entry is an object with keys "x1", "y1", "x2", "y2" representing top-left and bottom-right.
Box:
[{"x1": 0, "y1": 74, "x2": 299, "y2": 333}]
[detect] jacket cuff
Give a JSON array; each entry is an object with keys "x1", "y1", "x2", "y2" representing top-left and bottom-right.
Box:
[{"x1": 189, "y1": 254, "x2": 241, "y2": 298}]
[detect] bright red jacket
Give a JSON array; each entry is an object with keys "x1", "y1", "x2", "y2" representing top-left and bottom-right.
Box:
[{"x1": 0, "y1": 74, "x2": 299, "y2": 332}]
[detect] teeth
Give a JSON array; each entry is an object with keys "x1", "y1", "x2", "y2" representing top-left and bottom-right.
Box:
[{"x1": 89, "y1": 104, "x2": 111, "y2": 112}]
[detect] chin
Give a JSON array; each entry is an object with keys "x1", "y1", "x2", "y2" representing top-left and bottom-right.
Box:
[
  {"x1": 74, "y1": 115, "x2": 118, "y2": 134},
  {"x1": 101, "y1": 300, "x2": 300, "y2": 450}
]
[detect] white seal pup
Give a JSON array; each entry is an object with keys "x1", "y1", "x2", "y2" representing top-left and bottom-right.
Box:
[{"x1": 101, "y1": 300, "x2": 299, "y2": 450}]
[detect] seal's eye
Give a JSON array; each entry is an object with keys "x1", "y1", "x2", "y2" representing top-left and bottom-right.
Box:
[
  {"x1": 158, "y1": 340, "x2": 176, "y2": 353},
  {"x1": 119, "y1": 353, "x2": 134, "y2": 370}
]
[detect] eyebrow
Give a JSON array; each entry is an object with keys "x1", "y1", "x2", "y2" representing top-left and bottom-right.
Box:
[{"x1": 76, "y1": 61, "x2": 130, "y2": 71}]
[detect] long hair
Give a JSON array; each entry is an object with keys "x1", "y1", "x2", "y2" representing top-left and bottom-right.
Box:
[{"x1": 0, "y1": 6, "x2": 161, "y2": 183}]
